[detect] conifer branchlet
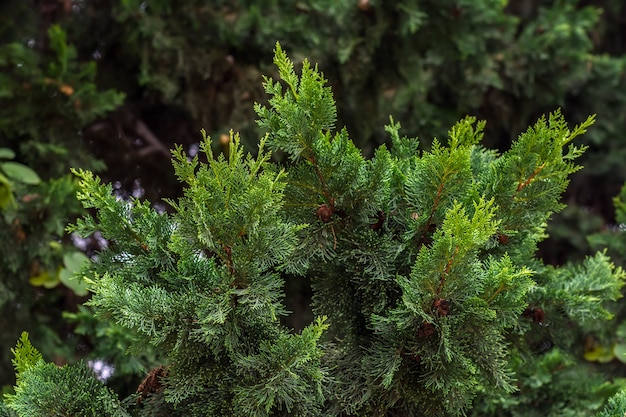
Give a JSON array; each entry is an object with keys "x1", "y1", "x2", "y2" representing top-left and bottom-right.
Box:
[{"x1": 4, "y1": 43, "x2": 626, "y2": 417}]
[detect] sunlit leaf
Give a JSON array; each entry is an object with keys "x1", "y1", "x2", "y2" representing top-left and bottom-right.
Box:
[
  {"x1": 584, "y1": 345, "x2": 615, "y2": 363},
  {"x1": 29, "y1": 270, "x2": 60, "y2": 289}
]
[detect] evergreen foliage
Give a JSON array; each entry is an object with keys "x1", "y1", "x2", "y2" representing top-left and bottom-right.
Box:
[
  {"x1": 577, "y1": 183, "x2": 626, "y2": 378},
  {"x1": 4, "y1": 44, "x2": 624, "y2": 417},
  {"x1": 0, "y1": 22, "x2": 123, "y2": 388},
  {"x1": 590, "y1": 184, "x2": 626, "y2": 264},
  {"x1": 596, "y1": 389, "x2": 626, "y2": 417},
  {"x1": 0, "y1": 24, "x2": 123, "y2": 177},
  {"x1": 67, "y1": 127, "x2": 328, "y2": 416},
  {"x1": 4, "y1": 332, "x2": 129, "y2": 417}
]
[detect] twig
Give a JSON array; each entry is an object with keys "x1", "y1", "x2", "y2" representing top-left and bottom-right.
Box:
[
  {"x1": 516, "y1": 163, "x2": 546, "y2": 192},
  {"x1": 134, "y1": 118, "x2": 172, "y2": 158}
]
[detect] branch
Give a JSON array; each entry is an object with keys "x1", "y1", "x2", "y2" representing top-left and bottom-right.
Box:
[
  {"x1": 437, "y1": 245, "x2": 459, "y2": 296},
  {"x1": 418, "y1": 168, "x2": 455, "y2": 245},
  {"x1": 516, "y1": 163, "x2": 546, "y2": 192},
  {"x1": 133, "y1": 118, "x2": 172, "y2": 158},
  {"x1": 307, "y1": 153, "x2": 334, "y2": 207}
]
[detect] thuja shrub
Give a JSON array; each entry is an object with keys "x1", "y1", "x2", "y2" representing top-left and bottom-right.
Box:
[{"x1": 4, "y1": 44, "x2": 626, "y2": 417}]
